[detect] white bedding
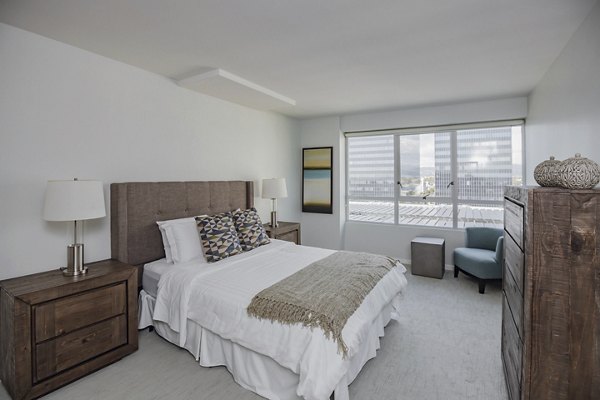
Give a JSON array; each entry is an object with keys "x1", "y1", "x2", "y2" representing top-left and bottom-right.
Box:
[
  {"x1": 152, "y1": 240, "x2": 408, "y2": 400},
  {"x1": 142, "y1": 258, "x2": 171, "y2": 298}
]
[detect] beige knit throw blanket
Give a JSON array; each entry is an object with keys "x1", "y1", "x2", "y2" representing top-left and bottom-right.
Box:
[{"x1": 247, "y1": 251, "x2": 398, "y2": 358}]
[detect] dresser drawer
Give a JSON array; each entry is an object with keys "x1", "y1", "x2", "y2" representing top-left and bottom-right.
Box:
[
  {"x1": 504, "y1": 199, "x2": 524, "y2": 251},
  {"x1": 502, "y1": 296, "x2": 522, "y2": 400},
  {"x1": 504, "y1": 234, "x2": 524, "y2": 295},
  {"x1": 503, "y1": 261, "x2": 523, "y2": 338},
  {"x1": 35, "y1": 314, "x2": 127, "y2": 382},
  {"x1": 35, "y1": 283, "x2": 126, "y2": 343}
]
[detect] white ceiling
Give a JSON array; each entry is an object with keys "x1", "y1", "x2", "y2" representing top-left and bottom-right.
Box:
[{"x1": 0, "y1": 0, "x2": 596, "y2": 118}]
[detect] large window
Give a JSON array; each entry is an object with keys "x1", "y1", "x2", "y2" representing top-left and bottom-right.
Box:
[{"x1": 346, "y1": 122, "x2": 523, "y2": 228}]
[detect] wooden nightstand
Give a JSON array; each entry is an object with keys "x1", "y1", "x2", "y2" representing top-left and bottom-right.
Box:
[
  {"x1": 0, "y1": 259, "x2": 138, "y2": 400},
  {"x1": 264, "y1": 221, "x2": 301, "y2": 244}
]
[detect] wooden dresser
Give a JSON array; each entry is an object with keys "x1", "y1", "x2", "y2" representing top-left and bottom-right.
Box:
[
  {"x1": 264, "y1": 221, "x2": 301, "y2": 245},
  {"x1": 502, "y1": 186, "x2": 599, "y2": 400},
  {"x1": 0, "y1": 259, "x2": 138, "y2": 400}
]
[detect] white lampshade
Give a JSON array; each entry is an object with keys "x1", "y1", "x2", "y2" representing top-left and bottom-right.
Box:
[
  {"x1": 43, "y1": 180, "x2": 106, "y2": 221},
  {"x1": 262, "y1": 178, "x2": 288, "y2": 199}
]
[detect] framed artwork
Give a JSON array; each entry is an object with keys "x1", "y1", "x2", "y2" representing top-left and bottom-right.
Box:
[{"x1": 302, "y1": 147, "x2": 333, "y2": 214}]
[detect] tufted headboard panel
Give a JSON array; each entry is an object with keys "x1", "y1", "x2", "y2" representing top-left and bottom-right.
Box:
[{"x1": 110, "y1": 181, "x2": 254, "y2": 266}]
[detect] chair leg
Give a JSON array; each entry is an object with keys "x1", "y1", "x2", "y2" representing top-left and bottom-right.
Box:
[
  {"x1": 478, "y1": 280, "x2": 486, "y2": 294},
  {"x1": 454, "y1": 266, "x2": 459, "y2": 278}
]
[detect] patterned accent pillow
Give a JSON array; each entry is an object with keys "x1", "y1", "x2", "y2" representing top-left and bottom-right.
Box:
[
  {"x1": 196, "y1": 212, "x2": 243, "y2": 262},
  {"x1": 232, "y1": 208, "x2": 271, "y2": 251}
]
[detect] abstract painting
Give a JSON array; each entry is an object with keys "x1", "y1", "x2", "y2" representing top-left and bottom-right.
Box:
[{"x1": 302, "y1": 147, "x2": 333, "y2": 214}]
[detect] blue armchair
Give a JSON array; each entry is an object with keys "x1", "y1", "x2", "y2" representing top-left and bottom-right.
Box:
[{"x1": 453, "y1": 227, "x2": 504, "y2": 294}]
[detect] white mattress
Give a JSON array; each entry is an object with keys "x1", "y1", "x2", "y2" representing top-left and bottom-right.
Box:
[{"x1": 142, "y1": 258, "x2": 171, "y2": 298}]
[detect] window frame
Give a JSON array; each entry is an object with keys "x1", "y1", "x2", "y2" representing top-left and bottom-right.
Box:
[{"x1": 344, "y1": 120, "x2": 526, "y2": 229}]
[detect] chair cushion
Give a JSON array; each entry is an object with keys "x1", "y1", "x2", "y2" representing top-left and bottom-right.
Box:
[
  {"x1": 466, "y1": 227, "x2": 504, "y2": 251},
  {"x1": 453, "y1": 247, "x2": 502, "y2": 279}
]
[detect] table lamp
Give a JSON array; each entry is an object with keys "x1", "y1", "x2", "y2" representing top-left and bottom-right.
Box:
[
  {"x1": 43, "y1": 179, "x2": 106, "y2": 276},
  {"x1": 262, "y1": 178, "x2": 287, "y2": 227}
]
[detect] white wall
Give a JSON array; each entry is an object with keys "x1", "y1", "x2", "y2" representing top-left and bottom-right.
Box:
[
  {"x1": 0, "y1": 23, "x2": 301, "y2": 280},
  {"x1": 299, "y1": 117, "x2": 345, "y2": 249},
  {"x1": 299, "y1": 97, "x2": 528, "y2": 263},
  {"x1": 525, "y1": 2, "x2": 600, "y2": 183},
  {"x1": 344, "y1": 223, "x2": 464, "y2": 266},
  {"x1": 341, "y1": 97, "x2": 527, "y2": 133}
]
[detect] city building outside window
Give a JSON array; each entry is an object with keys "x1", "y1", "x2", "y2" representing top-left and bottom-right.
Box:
[{"x1": 346, "y1": 122, "x2": 523, "y2": 228}]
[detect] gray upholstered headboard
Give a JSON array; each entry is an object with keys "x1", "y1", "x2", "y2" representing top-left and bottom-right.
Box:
[{"x1": 111, "y1": 181, "x2": 254, "y2": 266}]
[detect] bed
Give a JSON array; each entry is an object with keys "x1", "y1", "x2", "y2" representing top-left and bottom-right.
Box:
[{"x1": 110, "y1": 181, "x2": 407, "y2": 400}]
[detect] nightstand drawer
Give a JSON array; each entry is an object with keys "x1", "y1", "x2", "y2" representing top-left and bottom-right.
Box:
[
  {"x1": 35, "y1": 314, "x2": 127, "y2": 382},
  {"x1": 278, "y1": 230, "x2": 298, "y2": 244},
  {"x1": 264, "y1": 221, "x2": 301, "y2": 245},
  {"x1": 35, "y1": 282, "x2": 126, "y2": 343}
]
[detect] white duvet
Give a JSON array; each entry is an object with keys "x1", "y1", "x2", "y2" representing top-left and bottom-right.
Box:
[{"x1": 153, "y1": 240, "x2": 407, "y2": 400}]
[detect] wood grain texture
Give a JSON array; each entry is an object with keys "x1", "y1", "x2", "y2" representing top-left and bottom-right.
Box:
[
  {"x1": 504, "y1": 199, "x2": 524, "y2": 250},
  {"x1": 264, "y1": 221, "x2": 301, "y2": 245},
  {"x1": 502, "y1": 261, "x2": 523, "y2": 338},
  {"x1": 28, "y1": 344, "x2": 137, "y2": 400},
  {"x1": 503, "y1": 187, "x2": 600, "y2": 400},
  {"x1": 595, "y1": 197, "x2": 600, "y2": 400},
  {"x1": 35, "y1": 315, "x2": 127, "y2": 381},
  {"x1": 568, "y1": 193, "x2": 597, "y2": 399},
  {"x1": 504, "y1": 234, "x2": 524, "y2": 295},
  {"x1": 35, "y1": 283, "x2": 126, "y2": 342},
  {"x1": 502, "y1": 296, "x2": 522, "y2": 400},
  {"x1": 530, "y1": 191, "x2": 571, "y2": 400},
  {"x1": 0, "y1": 261, "x2": 134, "y2": 303},
  {"x1": 277, "y1": 230, "x2": 299, "y2": 244},
  {"x1": 521, "y1": 188, "x2": 534, "y2": 400},
  {"x1": 0, "y1": 295, "x2": 32, "y2": 400},
  {"x1": 0, "y1": 289, "x2": 15, "y2": 397},
  {"x1": 0, "y1": 259, "x2": 137, "y2": 400}
]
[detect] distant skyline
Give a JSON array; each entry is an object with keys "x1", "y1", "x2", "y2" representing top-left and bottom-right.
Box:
[{"x1": 347, "y1": 125, "x2": 523, "y2": 202}]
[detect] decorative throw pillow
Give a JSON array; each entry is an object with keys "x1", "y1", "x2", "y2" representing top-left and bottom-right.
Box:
[
  {"x1": 196, "y1": 212, "x2": 243, "y2": 262},
  {"x1": 232, "y1": 208, "x2": 271, "y2": 251}
]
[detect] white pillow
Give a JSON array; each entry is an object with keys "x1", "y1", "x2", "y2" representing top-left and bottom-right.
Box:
[
  {"x1": 156, "y1": 217, "x2": 206, "y2": 264},
  {"x1": 157, "y1": 218, "x2": 191, "y2": 263},
  {"x1": 158, "y1": 226, "x2": 173, "y2": 263}
]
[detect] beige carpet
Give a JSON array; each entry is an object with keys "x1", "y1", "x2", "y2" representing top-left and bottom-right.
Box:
[{"x1": 0, "y1": 268, "x2": 507, "y2": 400}]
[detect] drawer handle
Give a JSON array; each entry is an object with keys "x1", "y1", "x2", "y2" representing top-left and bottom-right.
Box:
[{"x1": 82, "y1": 333, "x2": 96, "y2": 344}]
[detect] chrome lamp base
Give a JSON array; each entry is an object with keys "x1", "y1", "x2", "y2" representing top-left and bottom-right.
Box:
[
  {"x1": 270, "y1": 211, "x2": 279, "y2": 227},
  {"x1": 62, "y1": 243, "x2": 87, "y2": 276}
]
